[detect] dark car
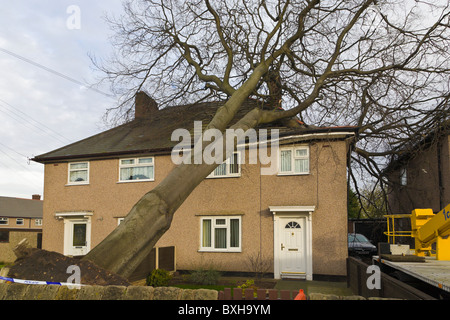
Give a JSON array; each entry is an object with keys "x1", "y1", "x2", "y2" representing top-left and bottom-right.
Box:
[{"x1": 348, "y1": 233, "x2": 377, "y2": 256}]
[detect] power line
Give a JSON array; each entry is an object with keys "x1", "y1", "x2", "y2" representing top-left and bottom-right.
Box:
[
  {"x1": 0, "y1": 47, "x2": 115, "y2": 98},
  {"x1": 0, "y1": 101, "x2": 72, "y2": 146},
  {"x1": 0, "y1": 98, "x2": 72, "y2": 144},
  {"x1": 0, "y1": 148, "x2": 42, "y2": 190}
]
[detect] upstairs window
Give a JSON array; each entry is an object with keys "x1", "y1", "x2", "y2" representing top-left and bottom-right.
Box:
[
  {"x1": 119, "y1": 157, "x2": 154, "y2": 182},
  {"x1": 16, "y1": 218, "x2": 24, "y2": 226},
  {"x1": 207, "y1": 152, "x2": 240, "y2": 178},
  {"x1": 0, "y1": 218, "x2": 8, "y2": 225},
  {"x1": 68, "y1": 162, "x2": 89, "y2": 185},
  {"x1": 400, "y1": 168, "x2": 407, "y2": 186},
  {"x1": 279, "y1": 146, "x2": 309, "y2": 175}
]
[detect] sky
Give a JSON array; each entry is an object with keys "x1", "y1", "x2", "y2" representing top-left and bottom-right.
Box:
[{"x1": 0, "y1": 1, "x2": 125, "y2": 199}]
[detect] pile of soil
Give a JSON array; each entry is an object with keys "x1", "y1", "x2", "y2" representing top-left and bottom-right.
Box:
[{"x1": 7, "y1": 249, "x2": 130, "y2": 286}]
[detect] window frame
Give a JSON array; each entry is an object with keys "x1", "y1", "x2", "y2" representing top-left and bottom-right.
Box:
[
  {"x1": 16, "y1": 218, "x2": 24, "y2": 226},
  {"x1": 207, "y1": 151, "x2": 241, "y2": 179},
  {"x1": 278, "y1": 145, "x2": 310, "y2": 175},
  {"x1": 35, "y1": 219, "x2": 43, "y2": 226},
  {"x1": 400, "y1": 168, "x2": 407, "y2": 186},
  {"x1": 118, "y1": 157, "x2": 155, "y2": 183},
  {"x1": 199, "y1": 216, "x2": 242, "y2": 252},
  {"x1": 67, "y1": 161, "x2": 90, "y2": 185},
  {"x1": 0, "y1": 217, "x2": 8, "y2": 225}
]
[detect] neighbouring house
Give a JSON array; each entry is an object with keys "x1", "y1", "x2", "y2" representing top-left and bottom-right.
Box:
[
  {"x1": 32, "y1": 92, "x2": 357, "y2": 281},
  {"x1": 0, "y1": 195, "x2": 43, "y2": 263},
  {"x1": 385, "y1": 120, "x2": 450, "y2": 214}
]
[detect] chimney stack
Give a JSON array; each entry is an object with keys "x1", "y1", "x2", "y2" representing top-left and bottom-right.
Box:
[
  {"x1": 32, "y1": 194, "x2": 41, "y2": 200},
  {"x1": 135, "y1": 91, "x2": 158, "y2": 119}
]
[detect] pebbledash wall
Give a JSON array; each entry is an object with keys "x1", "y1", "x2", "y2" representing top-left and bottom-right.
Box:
[{"x1": 42, "y1": 137, "x2": 351, "y2": 278}]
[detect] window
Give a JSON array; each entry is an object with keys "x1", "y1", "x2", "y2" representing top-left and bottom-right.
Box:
[
  {"x1": 400, "y1": 168, "x2": 407, "y2": 186},
  {"x1": 16, "y1": 218, "x2": 24, "y2": 225},
  {"x1": 119, "y1": 157, "x2": 154, "y2": 182},
  {"x1": 279, "y1": 146, "x2": 309, "y2": 175},
  {"x1": 68, "y1": 162, "x2": 89, "y2": 184},
  {"x1": 208, "y1": 152, "x2": 240, "y2": 178},
  {"x1": 285, "y1": 221, "x2": 301, "y2": 229},
  {"x1": 117, "y1": 218, "x2": 125, "y2": 225},
  {"x1": 200, "y1": 216, "x2": 241, "y2": 252},
  {"x1": 35, "y1": 219, "x2": 42, "y2": 226},
  {"x1": 0, "y1": 218, "x2": 8, "y2": 225},
  {"x1": 0, "y1": 230, "x2": 9, "y2": 243}
]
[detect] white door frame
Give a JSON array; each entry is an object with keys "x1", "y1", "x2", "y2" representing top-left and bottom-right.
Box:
[
  {"x1": 270, "y1": 206, "x2": 314, "y2": 280},
  {"x1": 56, "y1": 212, "x2": 93, "y2": 257}
]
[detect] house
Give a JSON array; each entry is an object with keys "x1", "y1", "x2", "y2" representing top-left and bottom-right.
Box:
[
  {"x1": 32, "y1": 92, "x2": 357, "y2": 281},
  {"x1": 385, "y1": 121, "x2": 450, "y2": 214},
  {"x1": 0, "y1": 195, "x2": 43, "y2": 263}
]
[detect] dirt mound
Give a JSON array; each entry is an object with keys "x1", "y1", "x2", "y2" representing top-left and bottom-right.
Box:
[{"x1": 7, "y1": 249, "x2": 130, "y2": 286}]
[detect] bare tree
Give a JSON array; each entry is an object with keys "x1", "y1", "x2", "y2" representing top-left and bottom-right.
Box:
[{"x1": 84, "y1": 0, "x2": 450, "y2": 277}]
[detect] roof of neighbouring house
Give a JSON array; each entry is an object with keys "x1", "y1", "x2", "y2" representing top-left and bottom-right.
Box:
[
  {"x1": 0, "y1": 196, "x2": 43, "y2": 219},
  {"x1": 32, "y1": 96, "x2": 358, "y2": 163},
  {"x1": 383, "y1": 119, "x2": 450, "y2": 174}
]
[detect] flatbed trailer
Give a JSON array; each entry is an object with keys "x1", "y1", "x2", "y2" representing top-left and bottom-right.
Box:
[{"x1": 373, "y1": 255, "x2": 450, "y2": 299}]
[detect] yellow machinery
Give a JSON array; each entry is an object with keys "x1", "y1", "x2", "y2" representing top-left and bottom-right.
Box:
[
  {"x1": 411, "y1": 204, "x2": 450, "y2": 260},
  {"x1": 384, "y1": 204, "x2": 450, "y2": 260}
]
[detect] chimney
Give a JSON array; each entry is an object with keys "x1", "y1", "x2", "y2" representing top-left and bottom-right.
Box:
[
  {"x1": 32, "y1": 194, "x2": 41, "y2": 200},
  {"x1": 135, "y1": 91, "x2": 158, "y2": 119}
]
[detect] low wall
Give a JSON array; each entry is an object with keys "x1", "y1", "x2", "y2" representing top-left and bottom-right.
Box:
[{"x1": 0, "y1": 283, "x2": 218, "y2": 300}]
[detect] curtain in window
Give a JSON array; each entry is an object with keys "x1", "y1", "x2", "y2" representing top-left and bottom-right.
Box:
[
  {"x1": 294, "y1": 149, "x2": 309, "y2": 173},
  {"x1": 229, "y1": 153, "x2": 239, "y2": 174},
  {"x1": 215, "y1": 228, "x2": 227, "y2": 248},
  {"x1": 202, "y1": 220, "x2": 211, "y2": 247},
  {"x1": 214, "y1": 163, "x2": 227, "y2": 176},
  {"x1": 70, "y1": 163, "x2": 88, "y2": 182},
  {"x1": 280, "y1": 150, "x2": 292, "y2": 172},
  {"x1": 230, "y1": 219, "x2": 239, "y2": 247},
  {"x1": 120, "y1": 166, "x2": 153, "y2": 180},
  {"x1": 294, "y1": 159, "x2": 309, "y2": 173}
]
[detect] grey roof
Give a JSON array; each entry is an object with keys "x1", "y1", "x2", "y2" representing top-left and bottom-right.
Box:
[
  {"x1": 32, "y1": 99, "x2": 358, "y2": 163},
  {"x1": 0, "y1": 197, "x2": 43, "y2": 218}
]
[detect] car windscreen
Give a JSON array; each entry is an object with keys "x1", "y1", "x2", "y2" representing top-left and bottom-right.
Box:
[{"x1": 348, "y1": 234, "x2": 370, "y2": 243}]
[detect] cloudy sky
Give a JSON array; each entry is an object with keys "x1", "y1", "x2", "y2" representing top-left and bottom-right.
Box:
[{"x1": 0, "y1": 1, "x2": 125, "y2": 199}]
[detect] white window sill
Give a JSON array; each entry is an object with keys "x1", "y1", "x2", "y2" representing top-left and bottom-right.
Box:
[
  {"x1": 117, "y1": 179, "x2": 155, "y2": 184},
  {"x1": 277, "y1": 172, "x2": 310, "y2": 176},
  {"x1": 198, "y1": 249, "x2": 242, "y2": 253},
  {"x1": 206, "y1": 174, "x2": 241, "y2": 179},
  {"x1": 65, "y1": 182, "x2": 90, "y2": 186}
]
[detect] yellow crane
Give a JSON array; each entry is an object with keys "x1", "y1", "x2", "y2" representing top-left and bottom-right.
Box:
[{"x1": 411, "y1": 204, "x2": 450, "y2": 260}]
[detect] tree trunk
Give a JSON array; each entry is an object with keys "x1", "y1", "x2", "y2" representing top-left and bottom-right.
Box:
[
  {"x1": 82, "y1": 162, "x2": 217, "y2": 278},
  {"x1": 82, "y1": 71, "x2": 268, "y2": 278}
]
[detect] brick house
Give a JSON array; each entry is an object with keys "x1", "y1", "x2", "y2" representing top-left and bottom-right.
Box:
[
  {"x1": 0, "y1": 195, "x2": 43, "y2": 263},
  {"x1": 385, "y1": 121, "x2": 450, "y2": 214},
  {"x1": 32, "y1": 93, "x2": 357, "y2": 280}
]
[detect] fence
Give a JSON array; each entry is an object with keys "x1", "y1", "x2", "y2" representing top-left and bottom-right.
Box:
[
  {"x1": 218, "y1": 287, "x2": 301, "y2": 300},
  {"x1": 128, "y1": 246, "x2": 176, "y2": 282}
]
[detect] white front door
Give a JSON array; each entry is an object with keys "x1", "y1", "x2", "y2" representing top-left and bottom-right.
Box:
[
  {"x1": 270, "y1": 206, "x2": 314, "y2": 280},
  {"x1": 64, "y1": 218, "x2": 91, "y2": 256},
  {"x1": 278, "y1": 218, "x2": 306, "y2": 278}
]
